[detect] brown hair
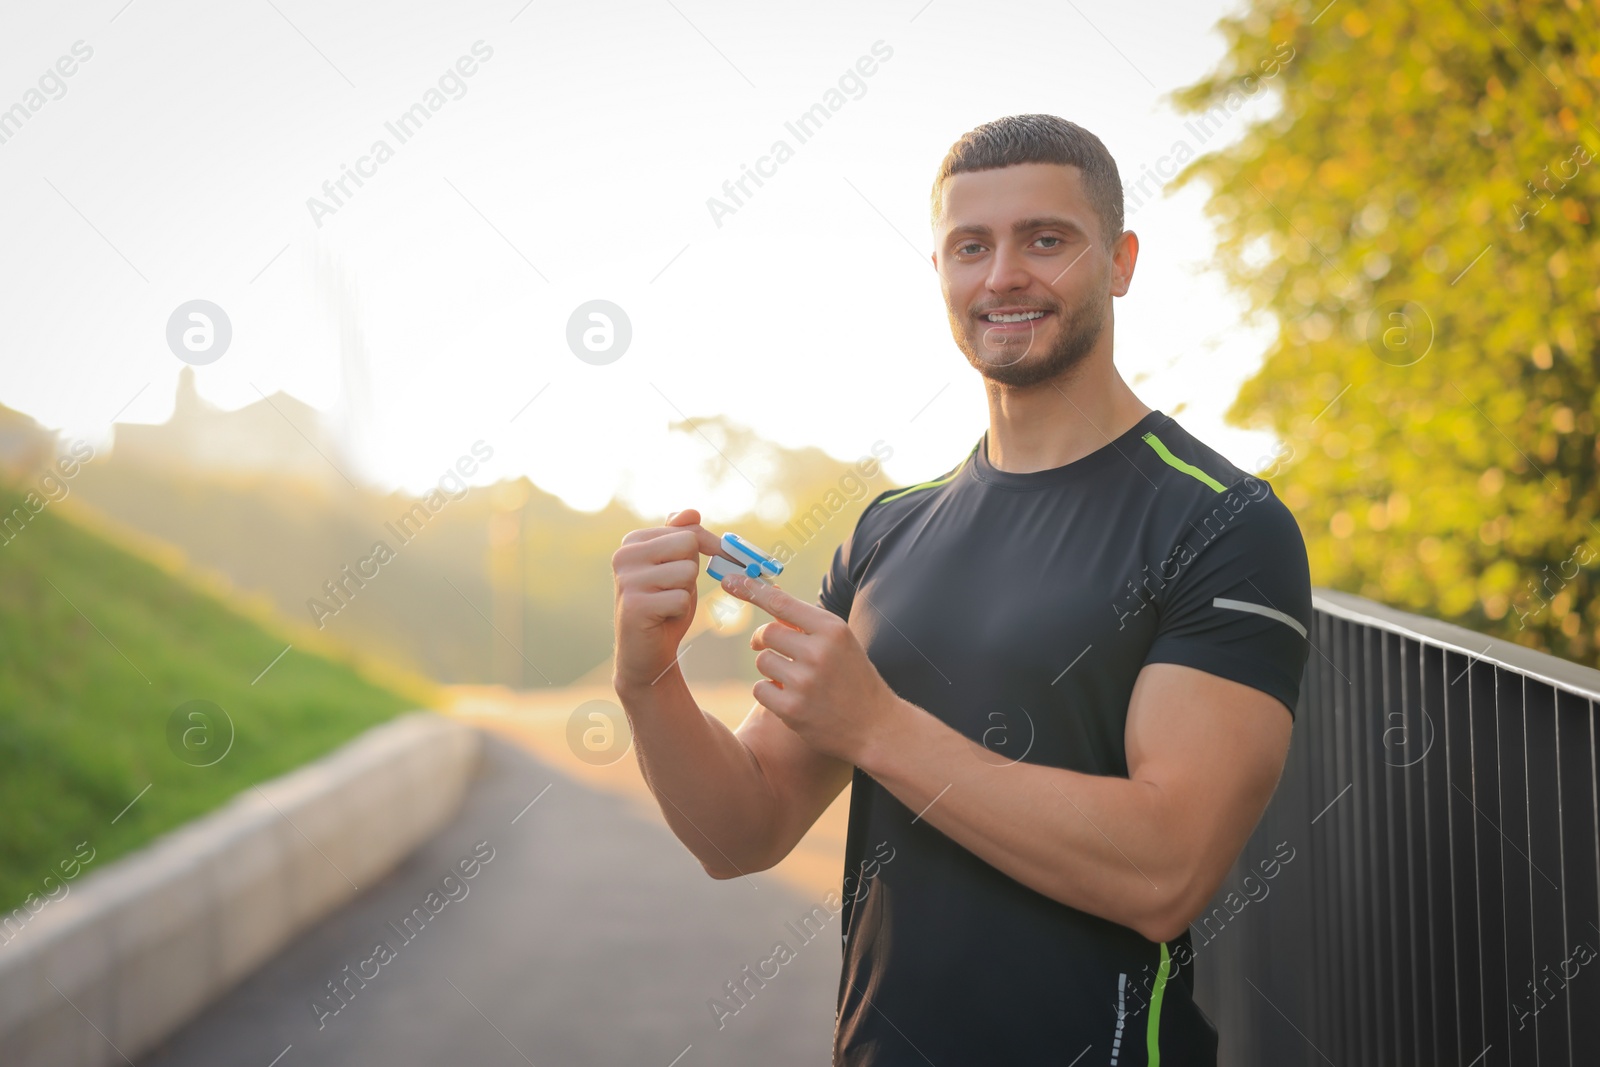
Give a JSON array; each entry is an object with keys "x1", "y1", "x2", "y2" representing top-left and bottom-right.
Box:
[{"x1": 929, "y1": 114, "x2": 1124, "y2": 252}]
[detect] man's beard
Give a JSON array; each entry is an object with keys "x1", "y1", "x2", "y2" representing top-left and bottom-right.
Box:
[{"x1": 952, "y1": 297, "x2": 1106, "y2": 389}]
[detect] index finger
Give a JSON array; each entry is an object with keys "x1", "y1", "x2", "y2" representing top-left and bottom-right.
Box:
[
  {"x1": 621, "y1": 512, "x2": 727, "y2": 560},
  {"x1": 668, "y1": 509, "x2": 739, "y2": 561},
  {"x1": 720, "y1": 574, "x2": 835, "y2": 634}
]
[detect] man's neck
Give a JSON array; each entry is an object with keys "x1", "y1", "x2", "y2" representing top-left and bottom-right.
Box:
[{"x1": 983, "y1": 369, "x2": 1152, "y2": 474}]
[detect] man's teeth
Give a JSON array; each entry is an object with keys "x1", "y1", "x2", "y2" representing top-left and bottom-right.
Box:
[{"x1": 985, "y1": 311, "x2": 1046, "y2": 322}]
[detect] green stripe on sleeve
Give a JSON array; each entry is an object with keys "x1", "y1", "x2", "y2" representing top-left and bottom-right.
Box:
[
  {"x1": 877, "y1": 438, "x2": 980, "y2": 505},
  {"x1": 1141, "y1": 432, "x2": 1226, "y2": 492}
]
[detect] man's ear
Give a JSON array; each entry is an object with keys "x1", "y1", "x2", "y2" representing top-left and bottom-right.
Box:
[{"x1": 1110, "y1": 230, "x2": 1139, "y2": 297}]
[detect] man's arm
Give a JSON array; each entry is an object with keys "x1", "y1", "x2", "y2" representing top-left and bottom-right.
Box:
[
  {"x1": 853, "y1": 661, "x2": 1291, "y2": 943},
  {"x1": 612, "y1": 507, "x2": 870, "y2": 880},
  {"x1": 720, "y1": 575, "x2": 1292, "y2": 940},
  {"x1": 616, "y1": 662, "x2": 854, "y2": 879}
]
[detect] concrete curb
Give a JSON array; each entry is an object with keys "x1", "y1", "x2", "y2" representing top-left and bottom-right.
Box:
[{"x1": 0, "y1": 710, "x2": 481, "y2": 1066}]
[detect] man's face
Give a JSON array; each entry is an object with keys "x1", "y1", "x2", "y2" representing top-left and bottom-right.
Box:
[{"x1": 932, "y1": 162, "x2": 1125, "y2": 389}]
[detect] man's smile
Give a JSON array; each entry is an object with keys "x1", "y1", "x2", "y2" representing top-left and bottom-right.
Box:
[{"x1": 977, "y1": 306, "x2": 1054, "y2": 339}]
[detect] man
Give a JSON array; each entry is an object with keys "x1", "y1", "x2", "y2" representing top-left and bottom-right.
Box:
[{"x1": 611, "y1": 113, "x2": 1311, "y2": 1065}]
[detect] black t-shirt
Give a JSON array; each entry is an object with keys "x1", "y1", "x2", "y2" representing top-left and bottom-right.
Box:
[{"x1": 818, "y1": 410, "x2": 1312, "y2": 1066}]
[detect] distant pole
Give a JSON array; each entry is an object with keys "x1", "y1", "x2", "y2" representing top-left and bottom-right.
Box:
[{"x1": 490, "y1": 481, "x2": 529, "y2": 689}]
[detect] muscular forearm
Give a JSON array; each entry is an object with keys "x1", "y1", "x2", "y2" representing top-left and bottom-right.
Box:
[
  {"x1": 614, "y1": 664, "x2": 777, "y2": 878},
  {"x1": 858, "y1": 699, "x2": 1188, "y2": 942}
]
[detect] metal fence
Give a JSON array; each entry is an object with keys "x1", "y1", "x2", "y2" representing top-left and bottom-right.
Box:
[{"x1": 1192, "y1": 588, "x2": 1600, "y2": 1067}]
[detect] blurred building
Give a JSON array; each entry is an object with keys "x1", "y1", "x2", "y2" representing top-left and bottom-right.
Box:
[
  {"x1": 0, "y1": 403, "x2": 60, "y2": 480},
  {"x1": 109, "y1": 367, "x2": 355, "y2": 486}
]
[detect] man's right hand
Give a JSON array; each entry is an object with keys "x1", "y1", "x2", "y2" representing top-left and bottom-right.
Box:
[
  {"x1": 609, "y1": 509, "x2": 855, "y2": 880},
  {"x1": 611, "y1": 508, "x2": 730, "y2": 691}
]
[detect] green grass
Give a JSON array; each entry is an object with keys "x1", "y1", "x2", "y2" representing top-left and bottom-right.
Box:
[{"x1": 0, "y1": 481, "x2": 438, "y2": 918}]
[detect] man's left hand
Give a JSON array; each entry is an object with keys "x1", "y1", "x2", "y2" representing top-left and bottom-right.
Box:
[{"x1": 719, "y1": 573, "x2": 907, "y2": 766}]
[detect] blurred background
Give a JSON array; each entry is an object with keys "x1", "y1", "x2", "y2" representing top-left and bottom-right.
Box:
[{"x1": 2, "y1": 0, "x2": 1596, "y2": 1064}]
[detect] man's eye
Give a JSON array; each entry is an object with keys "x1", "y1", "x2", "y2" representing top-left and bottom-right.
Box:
[
  {"x1": 1036, "y1": 235, "x2": 1063, "y2": 248},
  {"x1": 957, "y1": 243, "x2": 983, "y2": 255}
]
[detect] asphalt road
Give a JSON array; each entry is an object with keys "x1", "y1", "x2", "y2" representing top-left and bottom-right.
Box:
[{"x1": 141, "y1": 732, "x2": 843, "y2": 1067}]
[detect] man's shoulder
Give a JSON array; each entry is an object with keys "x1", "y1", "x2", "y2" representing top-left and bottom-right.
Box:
[
  {"x1": 1135, "y1": 416, "x2": 1306, "y2": 552},
  {"x1": 854, "y1": 438, "x2": 980, "y2": 528},
  {"x1": 1135, "y1": 415, "x2": 1257, "y2": 497}
]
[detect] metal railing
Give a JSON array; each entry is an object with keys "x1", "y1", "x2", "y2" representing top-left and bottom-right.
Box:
[{"x1": 1192, "y1": 588, "x2": 1600, "y2": 1067}]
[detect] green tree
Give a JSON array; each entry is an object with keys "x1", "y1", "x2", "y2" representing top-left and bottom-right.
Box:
[{"x1": 1167, "y1": 0, "x2": 1600, "y2": 662}]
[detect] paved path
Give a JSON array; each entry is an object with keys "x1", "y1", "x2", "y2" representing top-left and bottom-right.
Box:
[{"x1": 141, "y1": 730, "x2": 844, "y2": 1067}]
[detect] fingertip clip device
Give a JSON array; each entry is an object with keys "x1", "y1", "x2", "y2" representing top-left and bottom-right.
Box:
[{"x1": 706, "y1": 532, "x2": 784, "y2": 585}]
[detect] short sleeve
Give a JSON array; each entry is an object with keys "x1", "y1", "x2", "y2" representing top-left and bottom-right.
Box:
[
  {"x1": 818, "y1": 489, "x2": 895, "y2": 621},
  {"x1": 1143, "y1": 488, "x2": 1313, "y2": 717}
]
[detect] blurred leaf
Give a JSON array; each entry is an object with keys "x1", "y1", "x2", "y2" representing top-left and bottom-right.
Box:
[{"x1": 1171, "y1": 0, "x2": 1600, "y2": 663}]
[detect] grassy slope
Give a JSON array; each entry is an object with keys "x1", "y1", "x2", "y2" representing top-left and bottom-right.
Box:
[{"x1": 0, "y1": 481, "x2": 439, "y2": 917}]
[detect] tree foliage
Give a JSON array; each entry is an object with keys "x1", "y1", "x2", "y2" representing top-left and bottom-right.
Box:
[{"x1": 1168, "y1": 0, "x2": 1600, "y2": 663}]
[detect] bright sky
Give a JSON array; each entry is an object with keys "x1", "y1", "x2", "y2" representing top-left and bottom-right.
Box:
[{"x1": 0, "y1": 0, "x2": 1284, "y2": 519}]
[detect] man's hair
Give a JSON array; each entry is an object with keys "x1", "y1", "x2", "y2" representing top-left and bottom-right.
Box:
[{"x1": 929, "y1": 114, "x2": 1124, "y2": 252}]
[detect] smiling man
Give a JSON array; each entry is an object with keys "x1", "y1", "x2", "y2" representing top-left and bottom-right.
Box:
[{"x1": 611, "y1": 114, "x2": 1311, "y2": 1065}]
